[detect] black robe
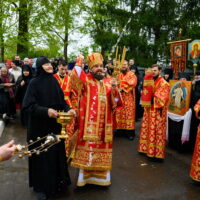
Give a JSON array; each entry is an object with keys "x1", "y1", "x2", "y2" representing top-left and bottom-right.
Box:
[
  {"x1": 22, "y1": 71, "x2": 71, "y2": 197},
  {"x1": 16, "y1": 65, "x2": 33, "y2": 126}
]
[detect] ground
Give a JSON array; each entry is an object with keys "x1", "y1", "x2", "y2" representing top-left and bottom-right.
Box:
[{"x1": 0, "y1": 119, "x2": 200, "y2": 200}]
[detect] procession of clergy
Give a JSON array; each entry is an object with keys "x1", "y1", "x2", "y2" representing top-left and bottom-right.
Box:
[
  {"x1": 51, "y1": 52, "x2": 200, "y2": 185},
  {"x1": 2, "y1": 52, "x2": 200, "y2": 200}
]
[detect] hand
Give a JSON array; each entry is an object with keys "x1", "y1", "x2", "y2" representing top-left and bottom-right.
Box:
[
  {"x1": 67, "y1": 109, "x2": 76, "y2": 117},
  {"x1": 0, "y1": 140, "x2": 16, "y2": 161},
  {"x1": 48, "y1": 108, "x2": 58, "y2": 118},
  {"x1": 20, "y1": 80, "x2": 25, "y2": 86},
  {"x1": 4, "y1": 83, "x2": 14, "y2": 87}
]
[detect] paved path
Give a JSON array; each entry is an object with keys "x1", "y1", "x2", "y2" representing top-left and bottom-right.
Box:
[{"x1": 0, "y1": 120, "x2": 200, "y2": 200}]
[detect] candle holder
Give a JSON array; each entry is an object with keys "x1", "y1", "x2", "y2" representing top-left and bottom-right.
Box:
[
  {"x1": 15, "y1": 134, "x2": 61, "y2": 159},
  {"x1": 14, "y1": 111, "x2": 74, "y2": 159}
]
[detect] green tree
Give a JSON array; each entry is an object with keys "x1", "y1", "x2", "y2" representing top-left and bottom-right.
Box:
[
  {"x1": 84, "y1": 0, "x2": 119, "y2": 58},
  {"x1": 0, "y1": 0, "x2": 18, "y2": 61},
  {"x1": 11, "y1": 0, "x2": 33, "y2": 57},
  {"x1": 31, "y1": 0, "x2": 83, "y2": 61}
]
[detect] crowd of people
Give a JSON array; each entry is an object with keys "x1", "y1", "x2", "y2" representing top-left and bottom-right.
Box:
[{"x1": 0, "y1": 53, "x2": 200, "y2": 200}]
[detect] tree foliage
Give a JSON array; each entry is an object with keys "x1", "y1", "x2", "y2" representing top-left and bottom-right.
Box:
[{"x1": 0, "y1": 0, "x2": 199, "y2": 67}]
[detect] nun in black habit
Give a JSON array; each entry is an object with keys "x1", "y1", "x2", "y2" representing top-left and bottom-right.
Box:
[
  {"x1": 163, "y1": 68, "x2": 173, "y2": 82},
  {"x1": 22, "y1": 56, "x2": 73, "y2": 200},
  {"x1": 16, "y1": 64, "x2": 33, "y2": 126}
]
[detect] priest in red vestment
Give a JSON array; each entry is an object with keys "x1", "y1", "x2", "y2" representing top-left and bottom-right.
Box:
[
  {"x1": 54, "y1": 60, "x2": 75, "y2": 156},
  {"x1": 53, "y1": 60, "x2": 72, "y2": 107},
  {"x1": 69, "y1": 53, "x2": 122, "y2": 186},
  {"x1": 138, "y1": 64, "x2": 170, "y2": 160},
  {"x1": 190, "y1": 99, "x2": 200, "y2": 183},
  {"x1": 115, "y1": 60, "x2": 137, "y2": 140}
]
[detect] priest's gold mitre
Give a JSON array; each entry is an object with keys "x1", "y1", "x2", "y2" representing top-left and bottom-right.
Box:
[
  {"x1": 75, "y1": 53, "x2": 84, "y2": 67},
  {"x1": 87, "y1": 52, "x2": 104, "y2": 68}
]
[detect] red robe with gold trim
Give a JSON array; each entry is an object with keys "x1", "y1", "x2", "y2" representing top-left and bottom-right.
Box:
[
  {"x1": 138, "y1": 77, "x2": 170, "y2": 158},
  {"x1": 190, "y1": 100, "x2": 200, "y2": 181},
  {"x1": 54, "y1": 73, "x2": 76, "y2": 156},
  {"x1": 54, "y1": 73, "x2": 72, "y2": 107},
  {"x1": 70, "y1": 69, "x2": 122, "y2": 171},
  {"x1": 115, "y1": 70, "x2": 137, "y2": 130}
]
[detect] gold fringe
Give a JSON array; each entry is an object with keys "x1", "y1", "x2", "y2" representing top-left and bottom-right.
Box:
[
  {"x1": 83, "y1": 171, "x2": 107, "y2": 179},
  {"x1": 104, "y1": 136, "x2": 113, "y2": 143},
  {"x1": 141, "y1": 101, "x2": 151, "y2": 107},
  {"x1": 191, "y1": 164, "x2": 200, "y2": 171},
  {"x1": 83, "y1": 135, "x2": 100, "y2": 141},
  {"x1": 70, "y1": 162, "x2": 112, "y2": 171},
  {"x1": 190, "y1": 175, "x2": 200, "y2": 182},
  {"x1": 143, "y1": 80, "x2": 154, "y2": 86},
  {"x1": 138, "y1": 150, "x2": 147, "y2": 154},
  {"x1": 138, "y1": 151, "x2": 165, "y2": 159},
  {"x1": 77, "y1": 180, "x2": 111, "y2": 187},
  {"x1": 147, "y1": 154, "x2": 165, "y2": 159}
]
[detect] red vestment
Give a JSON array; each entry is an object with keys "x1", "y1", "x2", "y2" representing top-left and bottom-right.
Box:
[
  {"x1": 138, "y1": 77, "x2": 170, "y2": 158},
  {"x1": 54, "y1": 73, "x2": 72, "y2": 107},
  {"x1": 115, "y1": 70, "x2": 137, "y2": 130},
  {"x1": 190, "y1": 100, "x2": 200, "y2": 181},
  {"x1": 54, "y1": 73, "x2": 76, "y2": 156},
  {"x1": 141, "y1": 73, "x2": 154, "y2": 106},
  {"x1": 69, "y1": 68, "x2": 121, "y2": 178}
]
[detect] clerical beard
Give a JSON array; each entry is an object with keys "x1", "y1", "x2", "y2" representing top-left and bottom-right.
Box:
[
  {"x1": 121, "y1": 69, "x2": 127, "y2": 74},
  {"x1": 153, "y1": 75, "x2": 159, "y2": 81},
  {"x1": 91, "y1": 71, "x2": 104, "y2": 80}
]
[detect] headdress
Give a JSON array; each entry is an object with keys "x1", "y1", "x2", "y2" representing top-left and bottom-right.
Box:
[
  {"x1": 87, "y1": 52, "x2": 103, "y2": 68},
  {"x1": 75, "y1": 53, "x2": 84, "y2": 67},
  {"x1": 36, "y1": 56, "x2": 50, "y2": 76},
  {"x1": 179, "y1": 72, "x2": 191, "y2": 81}
]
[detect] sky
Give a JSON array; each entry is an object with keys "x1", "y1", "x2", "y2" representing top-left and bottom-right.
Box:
[{"x1": 66, "y1": 10, "x2": 93, "y2": 57}]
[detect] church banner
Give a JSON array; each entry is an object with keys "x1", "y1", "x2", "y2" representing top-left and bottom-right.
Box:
[
  {"x1": 168, "y1": 80, "x2": 192, "y2": 116},
  {"x1": 168, "y1": 39, "x2": 191, "y2": 79},
  {"x1": 188, "y1": 40, "x2": 200, "y2": 62}
]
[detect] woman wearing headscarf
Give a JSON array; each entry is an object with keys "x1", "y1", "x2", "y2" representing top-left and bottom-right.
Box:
[
  {"x1": 163, "y1": 68, "x2": 173, "y2": 82},
  {"x1": 0, "y1": 66, "x2": 15, "y2": 119},
  {"x1": 16, "y1": 64, "x2": 33, "y2": 126},
  {"x1": 22, "y1": 56, "x2": 75, "y2": 200}
]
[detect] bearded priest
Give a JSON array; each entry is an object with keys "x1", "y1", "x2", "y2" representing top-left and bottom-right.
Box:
[
  {"x1": 138, "y1": 64, "x2": 170, "y2": 160},
  {"x1": 69, "y1": 53, "x2": 122, "y2": 186}
]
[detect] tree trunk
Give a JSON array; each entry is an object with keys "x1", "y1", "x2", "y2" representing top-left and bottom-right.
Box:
[
  {"x1": 0, "y1": 33, "x2": 4, "y2": 62},
  {"x1": 0, "y1": 3, "x2": 4, "y2": 62},
  {"x1": 153, "y1": 27, "x2": 161, "y2": 63},
  {"x1": 17, "y1": 0, "x2": 29, "y2": 56},
  {"x1": 63, "y1": 1, "x2": 73, "y2": 62},
  {"x1": 64, "y1": 29, "x2": 68, "y2": 62}
]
